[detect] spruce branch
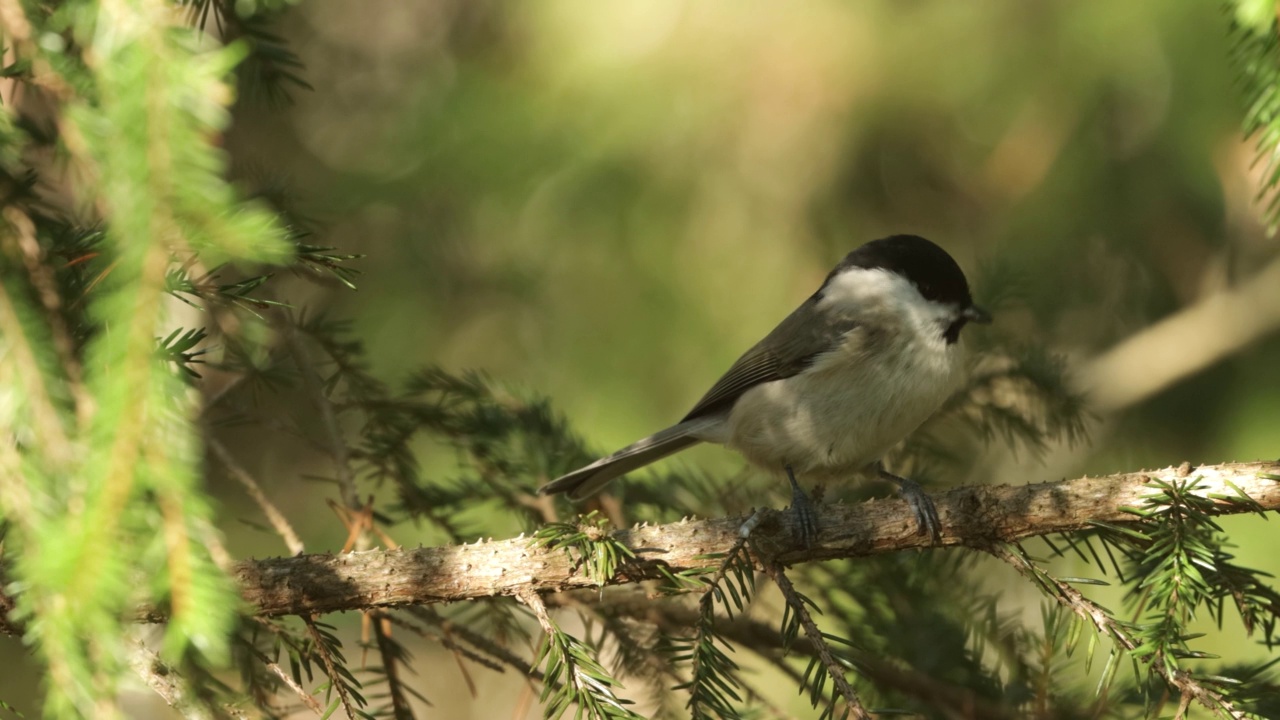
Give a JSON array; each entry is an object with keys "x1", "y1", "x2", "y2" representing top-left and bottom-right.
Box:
[
  {"x1": 1, "y1": 206, "x2": 86, "y2": 409},
  {"x1": 532, "y1": 511, "x2": 637, "y2": 587},
  {"x1": 380, "y1": 610, "x2": 501, "y2": 677},
  {"x1": 0, "y1": 245, "x2": 75, "y2": 471},
  {"x1": 218, "y1": 461, "x2": 1280, "y2": 616},
  {"x1": 666, "y1": 533, "x2": 755, "y2": 719},
  {"x1": 988, "y1": 544, "x2": 1252, "y2": 719},
  {"x1": 598, "y1": 591, "x2": 1024, "y2": 720},
  {"x1": 521, "y1": 590, "x2": 642, "y2": 719},
  {"x1": 303, "y1": 618, "x2": 366, "y2": 719},
  {"x1": 755, "y1": 550, "x2": 869, "y2": 720},
  {"x1": 368, "y1": 611, "x2": 418, "y2": 719},
  {"x1": 401, "y1": 606, "x2": 544, "y2": 681},
  {"x1": 1231, "y1": 3, "x2": 1280, "y2": 232},
  {"x1": 249, "y1": 646, "x2": 325, "y2": 716}
]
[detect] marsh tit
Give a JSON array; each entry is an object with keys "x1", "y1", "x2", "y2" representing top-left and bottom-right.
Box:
[{"x1": 539, "y1": 235, "x2": 991, "y2": 545}]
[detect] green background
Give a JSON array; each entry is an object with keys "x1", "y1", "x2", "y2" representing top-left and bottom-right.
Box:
[{"x1": 6, "y1": 0, "x2": 1280, "y2": 716}]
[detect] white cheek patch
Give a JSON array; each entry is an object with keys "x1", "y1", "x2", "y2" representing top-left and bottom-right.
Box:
[{"x1": 818, "y1": 267, "x2": 959, "y2": 348}]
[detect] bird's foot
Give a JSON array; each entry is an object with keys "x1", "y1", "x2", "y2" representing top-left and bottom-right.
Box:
[
  {"x1": 785, "y1": 465, "x2": 819, "y2": 548},
  {"x1": 878, "y1": 467, "x2": 942, "y2": 542}
]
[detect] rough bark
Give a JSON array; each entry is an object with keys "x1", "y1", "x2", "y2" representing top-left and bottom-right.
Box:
[{"x1": 231, "y1": 461, "x2": 1280, "y2": 617}]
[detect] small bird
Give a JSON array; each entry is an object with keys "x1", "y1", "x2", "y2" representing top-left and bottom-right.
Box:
[{"x1": 540, "y1": 235, "x2": 990, "y2": 544}]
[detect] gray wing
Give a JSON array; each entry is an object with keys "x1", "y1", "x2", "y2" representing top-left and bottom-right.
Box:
[{"x1": 681, "y1": 295, "x2": 858, "y2": 421}]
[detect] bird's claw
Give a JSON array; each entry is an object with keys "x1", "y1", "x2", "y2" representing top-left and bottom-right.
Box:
[
  {"x1": 789, "y1": 486, "x2": 820, "y2": 548},
  {"x1": 881, "y1": 469, "x2": 942, "y2": 542}
]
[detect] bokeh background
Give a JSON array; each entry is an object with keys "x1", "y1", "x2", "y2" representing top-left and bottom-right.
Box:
[
  {"x1": 6, "y1": 0, "x2": 1280, "y2": 716},
  {"x1": 233, "y1": 0, "x2": 1275, "y2": 476}
]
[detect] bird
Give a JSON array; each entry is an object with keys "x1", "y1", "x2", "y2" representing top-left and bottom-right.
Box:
[{"x1": 539, "y1": 234, "x2": 990, "y2": 545}]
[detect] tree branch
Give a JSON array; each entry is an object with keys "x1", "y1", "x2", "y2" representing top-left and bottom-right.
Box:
[
  {"x1": 1083, "y1": 252, "x2": 1280, "y2": 414},
  {"x1": 227, "y1": 461, "x2": 1280, "y2": 618},
  {"x1": 986, "y1": 544, "x2": 1250, "y2": 719},
  {"x1": 209, "y1": 437, "x2": 305, "y2": 557},
  {"x1": 756, "y1": 551, "x2": 869, "y2": 719},
  {"x1": 129, "y1": 639, "x2": 250, "y2": 720}
]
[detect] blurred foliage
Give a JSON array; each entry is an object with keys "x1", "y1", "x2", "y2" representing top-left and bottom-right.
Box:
[
  {"x1": 0, "y1": 0, "x2": 291, "y2": 715},
  {"x1": 1235, "y1": 0, "x2": 1280, "y2": 234},
  {"x1": 0, "y1": 0, "x2": 345, "y2": 715},
  {"x1": 3, "y1": 0, "x2": 1280, "y2": 719}
]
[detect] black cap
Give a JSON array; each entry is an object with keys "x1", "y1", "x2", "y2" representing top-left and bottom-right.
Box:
[{"x1": 828, "y1": 234, "x2": 977, "y2": 310}]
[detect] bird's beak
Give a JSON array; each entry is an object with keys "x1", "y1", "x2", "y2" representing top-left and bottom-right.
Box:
[{"x1": 964, "y1": 305, "x2": 993, "y2": 324}]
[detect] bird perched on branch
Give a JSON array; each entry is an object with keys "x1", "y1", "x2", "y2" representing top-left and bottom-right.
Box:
[{"x1": 540, "y1": 235, "x2": 990, "y2": 545}]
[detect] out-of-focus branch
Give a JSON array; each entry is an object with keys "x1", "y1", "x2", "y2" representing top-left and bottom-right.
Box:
[
  {"x1": 1083, "y1": 253, "x2": 1280, "y2": 413},
  {"x1": 285, "y1": 323, "x2": 360, "y2": 511},
  {"x1": 129, "y1": 641, "x2": 249, "y2": 720},
  {"x1": 209, "y1": 437, "x2": 304, "y2": 557},
  {"x1": 611, "y1": 595, "x2": 1023, "y2": 720},
  {"x1": 989, "y1": 252, "x2": 1280, "y2": 488},
  {"x1": 0, "y1": 583, "x2": 19, "y2": 637},
  {"x1": 213, "y1": 461, "x2": 1279, "y2": 618}
]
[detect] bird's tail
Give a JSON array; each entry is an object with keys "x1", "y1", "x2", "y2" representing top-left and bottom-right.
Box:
[{"x1": 539, "y1": 421, "x2": 706, "y2": 500}]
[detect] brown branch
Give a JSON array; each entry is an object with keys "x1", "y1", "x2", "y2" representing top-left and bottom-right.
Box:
[
  {"x1": 370, "y1": 611, "x2": 416, "y2": 719},
  {"x1": 228, "y1": 461, "x2": 1280, "y2": 617},
  {"x1": 249, "y1": 647, "x2": 325, "y2": 716},
  {"x1": 1083, "y1": 253, "x2": 1280, "y2": 414},
  {"x1": 209, "y1": 437, "x2": 305, "y2": 556},
  {"x1": 756, "y1": 552, "x2": 870, "y2": 720},
  {"x1": 303, "y1": 618, "x2": 358, "y2": 720},
  {"x1": 129, "y1": 640, "x2": 250, "y2": 720}
]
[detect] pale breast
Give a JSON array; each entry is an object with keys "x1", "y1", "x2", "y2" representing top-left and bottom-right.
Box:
[{"x1": 719, "y1": 323, "x2": 964, "y2": 477}]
